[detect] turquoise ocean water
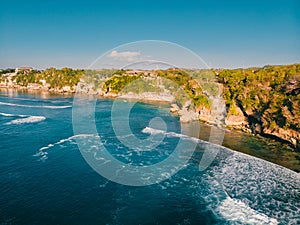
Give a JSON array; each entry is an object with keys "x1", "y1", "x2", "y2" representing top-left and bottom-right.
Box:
[{"x1": 0, "y1": 91, "x2": 299, "y2": 225}]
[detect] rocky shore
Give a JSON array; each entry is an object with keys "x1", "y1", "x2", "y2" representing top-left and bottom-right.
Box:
[
  {"x1": 1, "y1": 82, "x2": 299, "y2": 151},
  {"x1": 0, "y1": 65, "x2": 300, "y2": 151},
  {"x1": 85, "y1": 87, "x2": 300, "y2": 151}
]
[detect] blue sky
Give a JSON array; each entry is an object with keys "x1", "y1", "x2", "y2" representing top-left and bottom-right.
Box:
[{"x1": 0, "y1": 0, "x2": 299, "y2": 69}]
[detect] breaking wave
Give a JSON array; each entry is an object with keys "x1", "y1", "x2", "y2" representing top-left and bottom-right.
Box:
[
  {"x1": 202, "y1": 149, "x2": 300, "y2": 224},
  {"x1": 33, "y1": 126, "x2": 300, "y2": 224},
  {"x1": 217, "y1": 196, "x2": 278, "y2": 224},
  {"x1": 143, "y1": 127, "x2": 299, "y2": 224}
]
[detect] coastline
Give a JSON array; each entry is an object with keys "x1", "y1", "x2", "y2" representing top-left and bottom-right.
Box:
[
  {"x1": 1, "y1": 86, "x2": 299, "y2": 172},
  {"x1": 1, "y1": 65, "x2": 299, "y2": 152}
]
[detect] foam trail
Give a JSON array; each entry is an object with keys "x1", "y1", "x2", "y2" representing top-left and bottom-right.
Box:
[
  {"x1": 1, "y1": 112, "x2": 46, "y2": 125},
  {"x1": 142, "y1": 127, "x2": 201, "y2": 143},
  {"x1": 0, "y1": 112, "x2": 27, "y2": 117},
  {"x1": 0, "y1": 101, "x2": 71, "y2": 109},
  {"x1": 34, "y1": 134, "x2": 99, "y2": 161},
  {"x1": 5, "y1": 116, "x2": 46, "y2": 125}
]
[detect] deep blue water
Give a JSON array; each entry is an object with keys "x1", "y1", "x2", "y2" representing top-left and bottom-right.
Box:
[{"x1": 0, "y1": 91, "x2": 299, "y2": 225}]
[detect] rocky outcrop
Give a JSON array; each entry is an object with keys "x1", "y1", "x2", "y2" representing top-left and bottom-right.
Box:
[
  {"x1": 169, "y1": 93, "x2": 299, "y2": 150},
  {"x1": 3, "y1": 66, "x2": 299, "y2": 151},
  {"x1": 285, "y1": 75, "x2": 300, "y2": 96},
  {"x1": 0, "y1": 82, "x2": 77, "y2": 94},
  {"x1": 178, "y1": 109, "x2": 199, "y2": 123},
  {"x1": 170, "y1": 102, "x2": 200, "y2": 122},
  {"x1": 170, "y1": 103, "x2": 180, "y2": 113},
  {"x1": 230, "y1": 96, "x2": 300, "y2": 150},
  {"x1": 263, "y1": 127, "x2": 300, "y2": 150}
]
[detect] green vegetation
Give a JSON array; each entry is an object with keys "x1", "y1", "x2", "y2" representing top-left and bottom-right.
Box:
[
  {"x1": 102, "y1": 69, "x2": 212, "y2": 108},
  {"x1": 15, "y1": 68, "x2": 84, "y2": 89},
  {"x1": 0, "y1": 68, "x2": 15, "y2": 75},
  {"x1": 217, "y1": 64, "x2": 300, "y2": 133},
  {"x1": 121, "y1": 79, "x2": 163, "y2": 94},
  {"x1": 157, "y1": 69, "x2": 212, "y2": 108},
  {"x1": 102, "y1": 74, "x2": 140, "y2": 94},
  {"x1": 5, "y1": 64, "x2": 300, "y2": 149}
]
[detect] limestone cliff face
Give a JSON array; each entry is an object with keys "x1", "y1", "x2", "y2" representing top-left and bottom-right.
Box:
[
  {"x1": 224, "y1": 103, "x2": 245, "y2": 126},
  {"x1": 169, "y1": 75, "x2": 299, "y2": 150},
  {"x1": 220, "y1": 75, "x2": 300, "y2": 150},
  {"x1": 261, "y1": 75, "x2": 299, "y2": 149},
  {"x1": 171, "y1": 74, "x2": 299, "y2": 150},
  {"x1": 5, "y1": 65, "x2": 298, "y2": 150},
  {"x1": 223, "y1": 100, "x2": 300, "y2": 150},
  {"x1": 214, "y1": 65, "x2": 300, "y2": 150}
]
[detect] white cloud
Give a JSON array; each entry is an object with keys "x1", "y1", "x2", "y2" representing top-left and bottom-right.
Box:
[{"x1": 108, "y1": 50, "x2": 141, "y2": 62}]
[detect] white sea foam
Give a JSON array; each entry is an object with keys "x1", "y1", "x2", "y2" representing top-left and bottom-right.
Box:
[
  {"x1": 142, "y1": 127, "x2": 165, "y2": 135},
  {"x1": 202, "y1": 148, "x2": 300, "y2": 224},
  {"x1": 142, "y1": 126, "x2": 200, "y2": 142},
  {"x1": 1, "y1": 112, "x2": 46, "y2": 125},
  {"x1": 0, "y1": 112, "x2": 27, "y2": 117},
  {"x1": 217, "y1": 197, "x2": 278, "y2": 224},
  {"x1": 32, "y1": 125, "x2": 300, "y2": 224},
  {"x1": 145, "y1": 125, "x2": 300, "y2": 224},
  {"x1": 34, "y1": 134, "x2": 99, "y2": 161},
  {"x1": 5, "y1": 116, "x2": 46, "y2": 125},
  {"x1": 0, "y1": 101, "x2": 71, "y2": 109}
]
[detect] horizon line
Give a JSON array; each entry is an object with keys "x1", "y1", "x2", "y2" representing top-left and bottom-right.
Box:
[{"x1": 1, "y1": 62, "x2": 300, "y2": 71}]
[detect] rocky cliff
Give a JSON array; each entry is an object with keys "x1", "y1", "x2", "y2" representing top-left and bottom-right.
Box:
[{"x1": 1, "y1": 65, "x2": 299, "y2": 150}]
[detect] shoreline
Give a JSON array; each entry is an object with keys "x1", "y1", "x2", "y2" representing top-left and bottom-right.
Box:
[
  {"x1": 1, "y1": 64, "x2": 299, "y2": 152},
  {"x1": 1, "y1": 87, "x2": 300, "y2": 172},
  {"x1": 1, "y1": 86, "x2": 299, "y2": 146}
]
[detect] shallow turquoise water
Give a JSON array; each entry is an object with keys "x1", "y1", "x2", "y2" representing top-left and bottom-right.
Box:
[{"x1": 0, "y1": 91, "x2": 299, "y2": 224}]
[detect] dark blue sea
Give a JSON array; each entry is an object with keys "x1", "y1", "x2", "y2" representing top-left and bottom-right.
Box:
[{"x1": 0, "y1": 90, "x2": 299, "y2": 225}]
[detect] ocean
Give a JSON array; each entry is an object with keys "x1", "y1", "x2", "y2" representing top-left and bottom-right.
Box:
[{"x1": 0, "y1": 90, "x2": 299, "y2": 225}]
